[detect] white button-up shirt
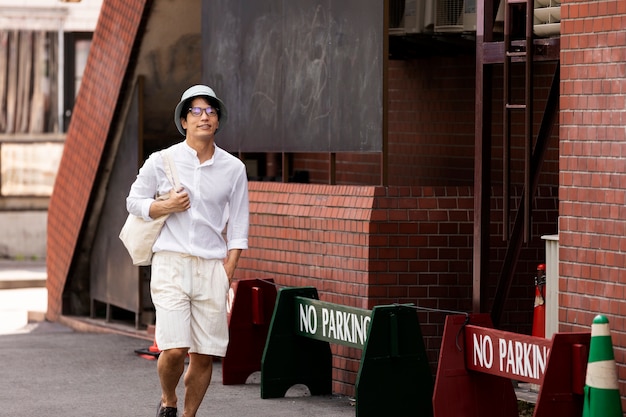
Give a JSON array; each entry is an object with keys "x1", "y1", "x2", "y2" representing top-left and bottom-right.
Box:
[{"x1": 126, "y1": 141, "x2": 249, "y2": 260}]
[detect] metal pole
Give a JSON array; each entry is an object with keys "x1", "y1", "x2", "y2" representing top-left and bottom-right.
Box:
[{"x1": 57, "y1": 22, "x2": 65, "y2": 133}]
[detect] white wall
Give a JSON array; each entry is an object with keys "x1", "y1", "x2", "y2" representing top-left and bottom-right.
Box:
[
  {"x1": 0, "y1": 1, "x2": 103, "y2": 259},
  {"x1": 0, "y1": 0, "x2": 102, "y2": 31},
  {"x1": 0, "y1": 212, "x2": 47, "y2": 259}
]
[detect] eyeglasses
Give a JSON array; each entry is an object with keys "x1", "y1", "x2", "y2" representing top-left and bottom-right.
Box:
[{"x1": 188, "y1": 106, "x2": 218, "y2": 118}]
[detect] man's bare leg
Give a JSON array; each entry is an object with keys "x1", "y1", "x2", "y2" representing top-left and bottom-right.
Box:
[
  {"x1": 182, "y1": 353, "x2": 214, "y2": 417},
  {"x1": 158, "y1": 348, "x2": 188, "y2": 408}
]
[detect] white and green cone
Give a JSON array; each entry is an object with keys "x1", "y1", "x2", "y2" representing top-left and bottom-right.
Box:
[{"x1": 582, "y1": 315, "x2": 623, "y2": 417}]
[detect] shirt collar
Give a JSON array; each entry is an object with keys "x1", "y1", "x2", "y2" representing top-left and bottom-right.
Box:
[{"x1": 182, "y1": 140, "x2": 218, "y2": 165}]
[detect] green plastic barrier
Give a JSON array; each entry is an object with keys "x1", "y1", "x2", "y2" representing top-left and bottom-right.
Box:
[
  {"x1": 261, "y1": 287, "x2": 332, "y2": 398},
  {"x1": 261, "y1": 286, "x2": 434, "y2": 417}
]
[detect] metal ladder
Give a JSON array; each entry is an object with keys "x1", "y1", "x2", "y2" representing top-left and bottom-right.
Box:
[{"x1": 503, "y1": 0, "x2": 534, "y2": 242}]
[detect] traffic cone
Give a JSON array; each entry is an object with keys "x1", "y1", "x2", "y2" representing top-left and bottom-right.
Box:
[
  {"x1": 582, "y1": 315, "x2": 623, "y2": 417},
  {"x1": 148, "y1": 337, "x2": 161, "y2": 354},
  {"x1": 134, "y1": 336, "x2": 161, "y2": 360},
  {"x1": 532, "y1": 264, "x2": 546, "y2": 338},
  {"x1": 532, "y1": 286, "x2": 545, "y2": 337}
]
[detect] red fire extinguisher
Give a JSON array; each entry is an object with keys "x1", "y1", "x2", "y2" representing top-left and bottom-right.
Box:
[{"x1": 532, "y1": 263, "x2": 546, "y2": 338}]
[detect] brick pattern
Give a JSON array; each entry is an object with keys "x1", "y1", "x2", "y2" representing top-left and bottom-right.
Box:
[
  {"x1": 387, "y1": 56, "x2": 476, "y2": 186},
  {"x1": 559, "y1": 0, "x2": 626, "y2": 397},
  {"x1": 292, "y1": 152, "x2": 382, "y2": 185},
  {"x1": 292, "y1": 57, "x2": 559, "y2": 189},
  {"x1": 238, "y1": 182, "x2": 557, "y2": 396},
  {"x1": 239, "y1": 182, "x2": 376, "y2": 395},
  {"x1": 46, "y1": 0, "x2": 149, "y2": 319},
  {"x1": 43, "y1": 0, "x2": 566, "y2": 400}
]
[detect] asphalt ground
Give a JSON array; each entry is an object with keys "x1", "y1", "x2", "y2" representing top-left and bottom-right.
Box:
[
  {"x1": 0, "y1": 260, "x2": 535, "y2": 415},
  {"x1": 0, "y1": 321, "x2": 354, "y2": 416},
  {"x1": 0, "y1": 260, "x2": 354, "y2": 416}
]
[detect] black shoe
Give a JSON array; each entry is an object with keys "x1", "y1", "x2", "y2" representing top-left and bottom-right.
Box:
[{"x1": 156, "y1": 402, "x2": 177, "y2": 417}]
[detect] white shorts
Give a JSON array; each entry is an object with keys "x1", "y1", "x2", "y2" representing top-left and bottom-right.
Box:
[{"x1": 150, "y1": 251, "x2": 230, "y2": 356}]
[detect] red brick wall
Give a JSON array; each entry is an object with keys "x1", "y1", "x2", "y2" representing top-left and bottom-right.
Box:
[
  {"x1": 44, "y1": 1, "x2": 566, "y2": 402},
  {"x1": 559, "y1": 0, "x2": 626, "y2": 404},
  {"x1": 292, "y1": 55, "x2": 477, "y2": 186},
  {"x1": 292, "y1": 56, "x2": 559, "y2": 188},
  {"x1": 46, "y1": 0, "x2": 149, "y2": 319},
  {"x1": 387, "y1": 56, "x2": 476, "y2": 186},
  {"x1": 268, "y1": 52, "x2": 561, "y2": 395},
  {"x1": 238, "y1": 181, "x2": 556, "y2": 396}
]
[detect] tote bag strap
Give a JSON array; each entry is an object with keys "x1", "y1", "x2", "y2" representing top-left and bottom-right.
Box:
[{"x1": 160, "y1": 150, "x2": 181, "y2": 190}]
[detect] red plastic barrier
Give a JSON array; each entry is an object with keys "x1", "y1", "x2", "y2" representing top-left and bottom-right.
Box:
[
  {"x1": 222, "y1": 279, "x2": 277, "y2": 385},
  {"x1": 433, "y1": 313, "x2": 590, "y2": 417},
  {"x1": 533, "y1": 333, "x2": 589, "y2": 417},
  {"x1": 433, "y1": 314, "x2": 518, "y2": 417}
]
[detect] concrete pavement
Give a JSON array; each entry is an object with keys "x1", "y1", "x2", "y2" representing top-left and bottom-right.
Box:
[
  {"x1": 0, "y1": 259, "x2": 47, "y2": 290},
  {"x1": 0, "y1": 259, "x2": 47, "y2": 334}
]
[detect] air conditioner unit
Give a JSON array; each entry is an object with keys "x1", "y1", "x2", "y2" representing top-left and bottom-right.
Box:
[
  {"x1": 435, "y1": 0, "x2": 465, "y2": 33},
  {"x1": 389, "y1": 0, "x2": 428, "y2": 35},
  {"x1": 463, "y1": 0, "x2": 477, "y2": 32},
  {"x1": 533, "y1": 0, "x2": 561, "y2": 38}
]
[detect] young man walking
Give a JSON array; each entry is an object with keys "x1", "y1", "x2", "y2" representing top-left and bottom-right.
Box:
[{"x1": 126, "y1": 85, "x2": 249, "y2": 417}]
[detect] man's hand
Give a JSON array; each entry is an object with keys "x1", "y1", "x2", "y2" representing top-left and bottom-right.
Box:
[
  {"x1": 165, "y1": 188, "x2": 191, "y2": 213},
  {"x1": 224, "y1": 249, "x2": 242, "y2": 282},
  {"x1": 149, "y1": 188, "x2": 190, "y2": 218}
]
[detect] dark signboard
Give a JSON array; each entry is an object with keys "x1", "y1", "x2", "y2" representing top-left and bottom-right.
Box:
[
  {"x1": 202, "y1": 0, "x2": 383, "y2": 153},
  {"x1": 295, "y1": 296, "x2": 372, "y2": 349}
]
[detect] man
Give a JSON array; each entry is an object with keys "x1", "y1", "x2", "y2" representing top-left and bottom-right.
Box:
[{"x1": 126, "y1": 85, "x2": 249, "y2": 417}]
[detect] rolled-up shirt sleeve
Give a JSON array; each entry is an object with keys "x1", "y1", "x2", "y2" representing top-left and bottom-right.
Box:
[
  {"x1": 126, "y1": 153, "x2": 159, "y2": 221},
  {"x1": 226, "y1": 165, "x2": 249, "y2": 251}
]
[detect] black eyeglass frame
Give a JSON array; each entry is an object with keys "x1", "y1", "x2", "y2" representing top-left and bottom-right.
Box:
[{"x1": 188, "y1": 106, "x2": 219, "y2": 118}]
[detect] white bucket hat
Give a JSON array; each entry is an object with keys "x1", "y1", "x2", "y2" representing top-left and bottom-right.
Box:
[{"x1": 174, "y1": 85, "x2": 228, "y2": 136}]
